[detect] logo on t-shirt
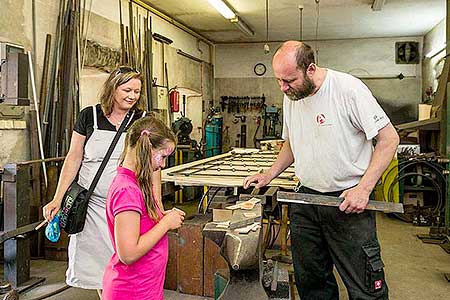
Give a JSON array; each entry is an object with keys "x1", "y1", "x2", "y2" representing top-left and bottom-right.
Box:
[
  {"x1": 373, "y1": 114, "x2": 385, "y2": 124},
  {"x1": 316, "y1": 113, "x2": 326, "y2": 125},
  {"x1": 316, "y1": 113, "x2": 333, "y2": 127}
]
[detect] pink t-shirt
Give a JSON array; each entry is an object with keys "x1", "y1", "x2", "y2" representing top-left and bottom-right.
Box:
[{"x1": 102, "y1": 167, "x2": 168, "y2": 300}]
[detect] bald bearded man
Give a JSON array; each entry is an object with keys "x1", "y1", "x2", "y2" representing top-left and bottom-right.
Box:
[{"x1": 244, "y1": 41, "x2": 399, "y2": 300}]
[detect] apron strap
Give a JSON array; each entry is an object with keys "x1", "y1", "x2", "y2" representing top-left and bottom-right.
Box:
[
  {"x1": 141, "y1": 111, "x2": 147, "y2": 118},
  {"x1": 92, "y1": 105, "x2": 98, "y2": 129}
]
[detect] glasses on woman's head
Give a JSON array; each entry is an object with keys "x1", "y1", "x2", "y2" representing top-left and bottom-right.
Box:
[{"x1": 116, "y1": 66, "x2": 139, "y2": 75}]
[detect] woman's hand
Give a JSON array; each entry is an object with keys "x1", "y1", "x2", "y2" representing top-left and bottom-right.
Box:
[
  {"x1": 161, "y1": 208, "x2": 185, "y2": 230},
  {"x1": 43, "y1": 198, "x2": 63, "y2": 222}
]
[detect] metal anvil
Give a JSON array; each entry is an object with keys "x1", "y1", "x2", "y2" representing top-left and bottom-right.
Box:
[{"x1": 203, "y1": 203, "x2": 269, "y2": 300}]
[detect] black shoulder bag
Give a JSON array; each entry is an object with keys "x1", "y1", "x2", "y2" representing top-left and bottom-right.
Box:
[{"x1": 59, "y1": 110, "x2": 132, "y2": 234}]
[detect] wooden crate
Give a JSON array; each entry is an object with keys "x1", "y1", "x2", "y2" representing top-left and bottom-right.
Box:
[
  {"x1": 203, "y1": 238, "x2": 229, "y2": 297},
  {"x1": 164, "y1": 231, "x2": 178, "y2": 290},
  {"x1": 177, "y1": 214, "x2": 211, "y2": 295}
]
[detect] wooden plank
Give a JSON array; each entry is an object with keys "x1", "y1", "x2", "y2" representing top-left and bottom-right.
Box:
[
  {"x1": 177, "y1": 214, "x2": 212, "y2": 296},
  {"x1": 395, "y1": 117, "x2": 440, "y2": 131},
  {"x1": 277, "y1": 192, "x2": 404, "y2": 213}
]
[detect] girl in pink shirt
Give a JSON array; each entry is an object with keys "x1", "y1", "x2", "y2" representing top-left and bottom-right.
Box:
[{"x1": 102, "y1": 116, "x2": 185, "y2": 300}]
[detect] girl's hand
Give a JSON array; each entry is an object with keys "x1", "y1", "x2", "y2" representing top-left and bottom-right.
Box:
[
  {"x1": 160, "y1": 209, "x2": 185, "y2": 230},
  {"x1": 162, "y1": 207, "x2": 186, "y2": 216},
  {"x1": 43, "y1": 198, "x2": 63, "y2": 222}
]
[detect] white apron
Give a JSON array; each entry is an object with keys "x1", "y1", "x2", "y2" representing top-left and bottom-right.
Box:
[{"x1": 66, "y1": 106, "x2": 139, "y2": 289}]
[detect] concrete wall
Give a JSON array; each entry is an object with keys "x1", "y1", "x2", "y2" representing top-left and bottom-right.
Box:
[
  {"x1": 0, "y1": 0, "x2": 212, "y2": 165},
  {"x1": 214, "y1": 37, "x2": 423, "y2": 147},
  {"x1": 422, "y1": 18, "x2": 446, "y2": 99}
]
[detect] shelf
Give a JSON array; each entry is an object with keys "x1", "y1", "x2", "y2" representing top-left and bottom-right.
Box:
[{"x1": 395, "y1": 118, "x2": 440, "y2": 132}]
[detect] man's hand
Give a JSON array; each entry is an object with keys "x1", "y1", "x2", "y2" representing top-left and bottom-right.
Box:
[
  {"x1": 243, "y1": 172, "x2": 273, "y2": 189},
  {"x1": 338, "y1": 185, "x2": 371, "y2": 214}
]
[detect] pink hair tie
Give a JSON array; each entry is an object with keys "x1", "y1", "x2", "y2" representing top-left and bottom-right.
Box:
[{"x1": 141, "y1": 129, "x2": 150, "y2": 137}]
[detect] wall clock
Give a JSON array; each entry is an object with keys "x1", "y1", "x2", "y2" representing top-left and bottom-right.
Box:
[{"x1": 254, "y1": 63, "x2": 267, "y2": 76}]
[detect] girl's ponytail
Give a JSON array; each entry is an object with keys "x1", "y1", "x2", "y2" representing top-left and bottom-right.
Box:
[{"x1": 135, "y1": 130, "x2": 159, "y2": 220}]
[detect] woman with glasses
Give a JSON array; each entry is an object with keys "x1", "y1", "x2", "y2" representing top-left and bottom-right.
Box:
[{"x1": 43, "y1": 66, "x2": 157, "y2": 298}]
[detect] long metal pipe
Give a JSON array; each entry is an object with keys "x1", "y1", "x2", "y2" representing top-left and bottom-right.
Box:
[{"x1": 131, "y1": 0, "x2": 213, "y2": 46}]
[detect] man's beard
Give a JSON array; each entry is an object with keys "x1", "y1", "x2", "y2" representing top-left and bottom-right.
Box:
[{"x1": 286, "y1": 76, "x2": 316, "y2": 101}]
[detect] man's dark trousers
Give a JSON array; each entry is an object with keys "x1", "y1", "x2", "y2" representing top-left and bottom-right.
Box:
[{"x1": 289, "y1": 186, "x2": 389, "y2": 300}]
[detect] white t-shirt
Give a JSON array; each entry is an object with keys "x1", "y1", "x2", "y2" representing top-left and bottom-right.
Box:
[{"x1": 282, "y1": 69, "x2": 390, "y2": 192}]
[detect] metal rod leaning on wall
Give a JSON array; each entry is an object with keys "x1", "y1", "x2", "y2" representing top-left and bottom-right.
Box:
[
  {"x1": 165, "y1": 62, "x2": 173, "y2": 126},
  {"x1": 138, "y1": 16, "x2": 142, "y2": 71},
  {"x1": 60, "y1": 0, "x2": 78, "y2": 155},
  {"x1": 125, "y1": 27, "x2": 130, "y2": 64},
  {"x1": 146, "y1": 13, "x2": 153, "y2": 111},
  {"x1": 43, "y1": 0, "x2": 64, "y2": 155},
  {"x1": 39, "y1": 34, "x2": 51, "y2": 121},
  {"x1": 129, "y1": 0, "x2": 135, "y2": 67},
  {"x1": 119, "y1": 0, "x2": 125, "y2": 64},
  {"x1": 27, "y1": 51, "x2": 48, "y2": 187}
]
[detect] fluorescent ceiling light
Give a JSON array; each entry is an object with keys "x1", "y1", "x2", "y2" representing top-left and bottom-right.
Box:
[
  {"x1": 231, "y1": 16, "x2": 254, "y2": 36},
  {"x1": 371, "y1": 0, "x2": 386, "y2": 11},
  {"x1": 425, "y1": 43, "x2": 446, "y2": 59},
  {"x1": 208, "y1": 0, "x2": 235, "y2": 19}
]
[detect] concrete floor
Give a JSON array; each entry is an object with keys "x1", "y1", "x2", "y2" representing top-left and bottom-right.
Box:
[{"x1": 16, "y1": 213, "x2": 450, "y2": 299}]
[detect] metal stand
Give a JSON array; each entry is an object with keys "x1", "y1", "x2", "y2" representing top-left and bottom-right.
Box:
[
  {"x1": 203, "y1": 203, "x2": 290, "y2": 300},
  {"x1": 1, "y1": 164, "x2": 45, "y2": 292},
  {"x1": 203, "y1": 203, "x2": 268, "y2": 300}
]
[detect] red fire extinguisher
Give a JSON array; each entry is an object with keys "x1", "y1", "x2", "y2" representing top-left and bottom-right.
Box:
[{"x1": 170, "y1": 90, "x2": 180, "y2": 112}]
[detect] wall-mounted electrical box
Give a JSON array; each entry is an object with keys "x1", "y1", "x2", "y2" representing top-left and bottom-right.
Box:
[{"x1": 0, "y1": 42, "x2": 28, "y2": 106}]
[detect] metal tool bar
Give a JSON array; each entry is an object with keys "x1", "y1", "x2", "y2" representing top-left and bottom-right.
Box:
[
  {"x1": 0, "y1": 221, "x2": 42, "y2": 244},
  {"x1": 277, "y1": 192, "x2": 404, "y2": 213}
]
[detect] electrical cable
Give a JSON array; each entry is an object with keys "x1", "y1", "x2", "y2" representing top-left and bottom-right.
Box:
[
  {"x1": 381, "y1": 158, "x2": 446, "y2": 202},
  {"x1": 197, "y1": 187, "x2": 211, "y2": 214},
  {"x1": 204, "y1": 187, "x2": 223, "y2": 213},
  {"x1": 382, "y1": 157, "x2": 447, "y2": 224},
  {"x1": 388, "y1": 172, "x2": 443, "y2": 214},
  {"x1": 268, "y1": 203, "x2": 283, "y2": 249}
]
